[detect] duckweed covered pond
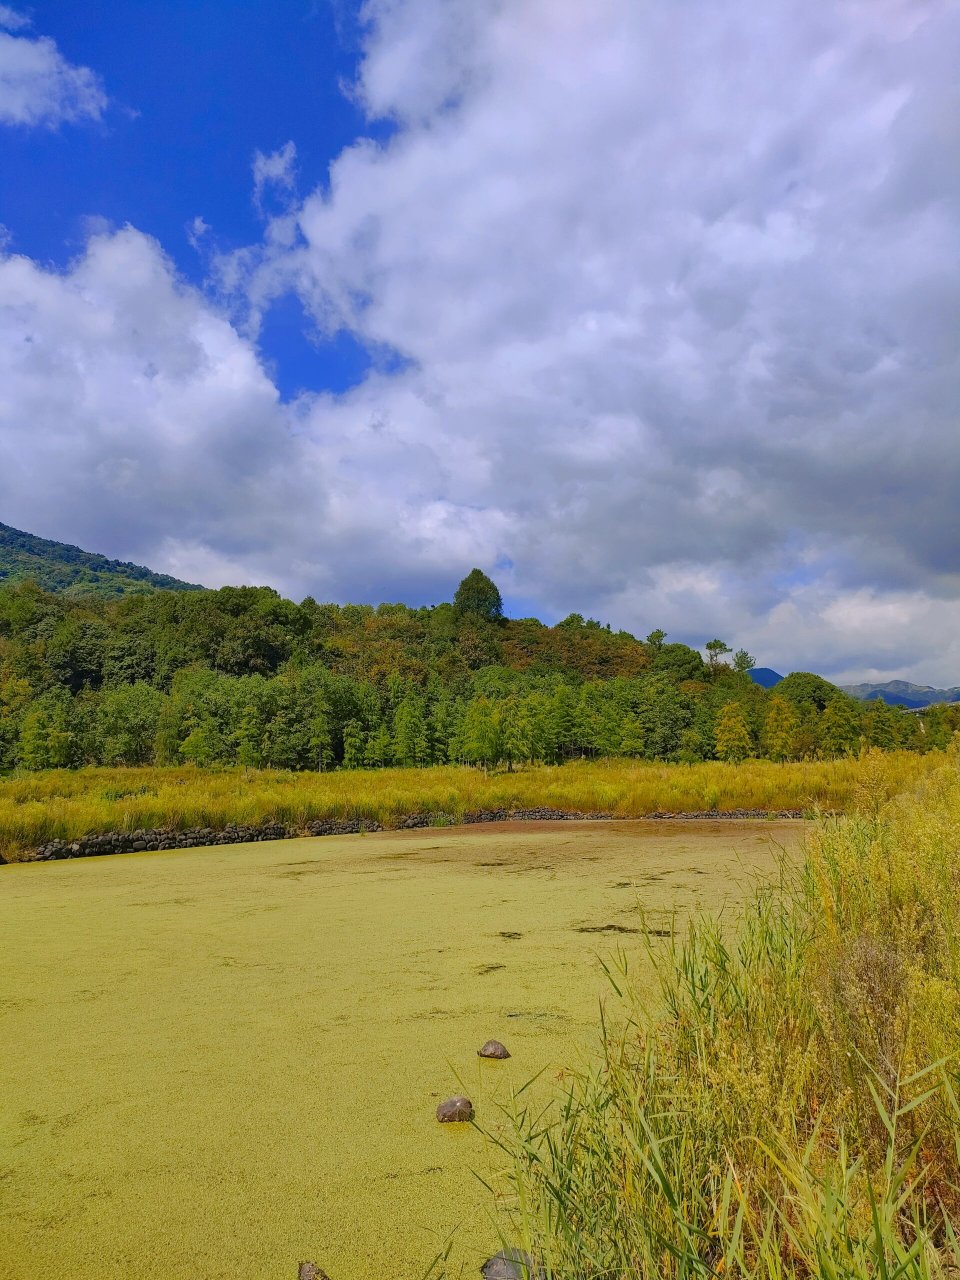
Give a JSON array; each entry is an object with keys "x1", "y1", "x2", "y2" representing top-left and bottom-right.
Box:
[{"x1": 0, "y1": 819, "x2": 803, "y2": 1279}]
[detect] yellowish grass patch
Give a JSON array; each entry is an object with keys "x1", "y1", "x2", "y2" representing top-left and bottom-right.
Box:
[{"x1": 0, "y1": 752, "x2": 934, "y2": 860}]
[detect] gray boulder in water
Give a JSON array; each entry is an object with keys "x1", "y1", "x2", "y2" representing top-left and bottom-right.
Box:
[
  {"x1": 480, "y1": 1249, "x2": 543, "y2": 1279},
  {"x1": 436, "y1": 1095, "x2": 474, "y2": 1122},
  {"x1": 478, "y1": 1039, "x2": 511, "y2": 1059}
]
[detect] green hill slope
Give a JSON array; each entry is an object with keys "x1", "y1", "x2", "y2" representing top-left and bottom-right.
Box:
[{"x1": 0, "y1": 523, "x2": 202, "y2": 598}]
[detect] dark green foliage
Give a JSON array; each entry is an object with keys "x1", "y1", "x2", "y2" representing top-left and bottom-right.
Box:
[
  {"x1": 0, "y1": 575, "x2": 938, "y2": 775},
  {"x1": 820, "y1": 697, "x2": 862, "y2": 756},
  {"x1": 865, "y1": 698, "x2": 902, "y2": 750},
  {"x1": 635, "y1": 679, "x2": 694, "y2": 760},
  {"x1": 453, "y1": 568, "x2": 503, "y2": 621},
  {"x1": 733, "y1": 648, "x2": 756, "y2": 673},
  {"x1": 651, "y1": 642, "x2": 707, "y2": 682},
  {"x1": 97, "y1": 684, "x2": 165, "y2": 765},
  {"x1": 776, "y1": 670, "x2": 843, "y2": 710},
  {"x1": 704, "y1": 638, "x2": 732, "y2": 671}
]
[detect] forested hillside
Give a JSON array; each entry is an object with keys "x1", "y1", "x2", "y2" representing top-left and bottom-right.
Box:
[
  {"x1": 0, "y1": 523, "x2": 201, "y2": 598},
  {"x1": 0, "y1": 570, "x2": 954, "y2": 773}
]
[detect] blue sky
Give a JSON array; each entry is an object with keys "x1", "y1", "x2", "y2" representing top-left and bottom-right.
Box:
[
  {"x1": 0, "y1": 1, "x2": 378, "y2": 394},
  {"x1": 0, "y1": 0, "x2": 958, "y2": 682},
  {"x1": 1, "y1": 3, "x2": 360, "y2": 262}
]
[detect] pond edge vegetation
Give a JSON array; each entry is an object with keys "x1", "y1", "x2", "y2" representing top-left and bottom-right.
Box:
[
  {"x1": 478, "y1": 747, "x2": 960, "y2": 1279},
  {"x1": 0, "y1": 753, "x2": 936, "y2": 862}
]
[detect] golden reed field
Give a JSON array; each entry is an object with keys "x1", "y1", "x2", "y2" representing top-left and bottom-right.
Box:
[{"x1": 0, "y1": 752, "x2": 935, "y2": 860}]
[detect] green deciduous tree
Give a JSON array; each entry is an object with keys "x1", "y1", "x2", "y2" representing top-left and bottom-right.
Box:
[
  {"x1": 453, "y1": 569, "x2": 503, "y2": 621},
  {"x1": 705, "y1": 639, "x2": 732, "y2": 672},
  {"x1": 364, "y1": 723, "x2": 393, "y2": 768},
  {"x1": 97, "y1": 683, "x2": 164, "y2": 765},
  {"x1": 525, "y1": 692, "x2": 553, "y2": 763},
  {"x1": 579, "y1": 685, "x2": 622, "y2": 756},
  {"x1": 921, "y1": 704, "x2": 952, "y2": 752},
  {"x1": 776, "y1": 671, "x2": 841, "y2": 711},
  {"x1": 820, "y1": 698, "x2": 862, "y2": 758},
  {"x1": 620, "y1": 716, "x2": 645, "y2": 757},
  {"x1": 0, "y1": 674, "x2": 32, "y2": 770},
  {"x1": 179, "y1": 722, "x2": 226, "y2": 766},
  {"x1": 651, "y1": 642, "x2": 706, "y2": 682},
  {"x1": 341, "y1": 718, "x2": 366, "y2": 770},
  {"x1": 865, "y1": 699, "x2": 901, "y2": 751},
  {"x1": 392, "y1": 692, "x2": 430, "y2": 766},
  {"x1": 714, "y1": 701, "x2": 753, "y2": 762},
  {"x1": 733, "y1": 648, "x2": 756, "y2": 674},
  {"x1": 763, "y1": 694, "x2": 799, "y2": 762},
  {"x1": 636, "y1": 679, "x2": 692, "y2": 760},
  {"x1": 500, "y1": 697, "x2": 532, "y2": 769},
  {"x1": 462, "y1": 696, "x2": 501, "y2": 768},
  {"x1": 429, "y1": 697, "x2": 460, "y2": 764},
  {"x1": 18, "y1": 690, "x2": 78, "y2": 770},
  {"x1": 234, "y1": 683, "x2": 268, "y2": 768},
  {"x1": 548, "y1": 685, "x2": 582, "y2": 760},
  {"x1": 309, "y1": 698, "x2": 334, "y2": 771}
]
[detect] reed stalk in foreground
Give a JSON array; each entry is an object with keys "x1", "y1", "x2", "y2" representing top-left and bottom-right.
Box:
[{"x1": 486, "y1": 748, "x2": 960, "y2": 1278}]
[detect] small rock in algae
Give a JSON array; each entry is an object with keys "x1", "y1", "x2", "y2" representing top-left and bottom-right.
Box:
[
  {"x1": 436, "y1": 1095, "x2": 474, "y2": 1122},
  {"x1": 478, "y1": 1039, "x2": 511, "y2": 1059},
  {"x1": 480, "y1": 1249, "x2": 543, "y2": 1279}
]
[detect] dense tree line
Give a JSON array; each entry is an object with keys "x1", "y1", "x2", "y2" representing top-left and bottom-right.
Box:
[{"x1": 0, "y1": 573, "x2": 953, "y2": 773}]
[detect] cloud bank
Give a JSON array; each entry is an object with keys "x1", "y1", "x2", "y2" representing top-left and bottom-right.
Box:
[
  {"x1": 1, "y1": 0, "x2": 959, "y2": 683},
  {"x1": 0, "y1": 7, "x2": 106, "y2": 127}
]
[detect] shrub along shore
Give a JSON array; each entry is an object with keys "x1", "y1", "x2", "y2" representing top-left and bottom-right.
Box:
[
  {"x1": 0, "y1": 752, "x2": 938, "y2": 862},
  {"x1": 491, "y1": 748, "x2": 960, "y2": 1278}
]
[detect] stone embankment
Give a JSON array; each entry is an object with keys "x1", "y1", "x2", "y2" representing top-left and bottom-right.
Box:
[
  {"x1": 25, "y1": 805, "x2": 807, "y2": 862},
  {"x1": 649, "y1": 806, "x2": 808, "y2": 820},
  {"x1": 30, "y1": 818, "x2": 381, "y2": 861}
]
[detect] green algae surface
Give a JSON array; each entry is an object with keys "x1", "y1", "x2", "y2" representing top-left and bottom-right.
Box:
[{"x1": 0, "y1": 820, "x2": 803, "y2": 1279}]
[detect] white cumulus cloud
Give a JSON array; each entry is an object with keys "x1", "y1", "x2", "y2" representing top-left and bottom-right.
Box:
[
  {"x1": 0, "y1": 227, "x2": 511, "y2": 607},
  {"x1": 3, "y1": 0, "x2": 960, "y2": 683},
  {"x1": 220, "y1": 0, "x2": 960, "y2": 678},
  {"x1": 252, "y1": 140, "x2": 298, "y2": 214},
  {"x1": 0, "y1": 8, "x2": 106, "y2": 126},
  {"x1": 0, "y1": 6, "x2": 29, "y2": 31}
]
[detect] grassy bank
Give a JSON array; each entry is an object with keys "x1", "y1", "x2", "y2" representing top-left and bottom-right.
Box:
[
  {"x1": 0, "y1": 752, "x2": 938, "y2": 860},
  {"x1": 493, "y1": 749, "x2": 960, "y2": 1277}
]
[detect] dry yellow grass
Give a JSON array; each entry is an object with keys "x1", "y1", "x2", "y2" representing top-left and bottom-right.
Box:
[
  {"x1": 498, "y1": 750, "x2": 960, "y2": 1277},
  {"x1": 0, "y1": 819, "x2": 802, "y2": 1279},
  {"x1": 0, "y1": 752, "x2": 935, "y2": 860}
]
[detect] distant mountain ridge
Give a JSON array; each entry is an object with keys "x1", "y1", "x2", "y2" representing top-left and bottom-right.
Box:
[
  {"x1": 749, "y1": 667, "x2": 784, "y2": 688},
  {"x1": 0, "y1": 522, "x2": 202, "y2": 598},
  {"x1": 840, "y1": 680, "x2": 960, "y2": 709},
  {"x1": 748, "y1": 668, "x2": 959, "y2": 710}
]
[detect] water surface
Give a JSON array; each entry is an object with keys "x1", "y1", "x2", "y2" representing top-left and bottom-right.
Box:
[{"x1": 0, "y1": 819, "x2": 803, "y2": 1279}]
